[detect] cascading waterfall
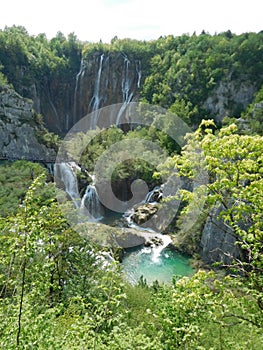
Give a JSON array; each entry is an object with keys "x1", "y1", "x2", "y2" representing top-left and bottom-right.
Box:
[
  {"x1": 116, "y1": 54, "x2": 135, "y2": 126},
  {"x1": 55, "y1": 162, "x2": 103, "y2": 220},
  {"x1": 144, "y1": 186, "x2": 162, "y2": 203},
  {"x1": 73, "y1": 59, "x2": 86, "y2": 124},
  {"x1": 89, "y1": 54, "x2": 104, "y2": 128},
  {"x1": 55, "y1": 162, "x2": 81, "y2": 208},
  {"x1": 80, "y1": 183, "x2": 103, "y2": 220}
]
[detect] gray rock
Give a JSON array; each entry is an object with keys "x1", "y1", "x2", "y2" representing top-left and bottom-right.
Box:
[
  {"x1": 0, "y1": 86, "x2": 56, "y2": 161},
  {"x1": 200, "y1": 205, "x2": 240, "y2": 264}
]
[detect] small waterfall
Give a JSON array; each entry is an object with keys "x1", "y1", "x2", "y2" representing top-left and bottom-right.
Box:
[
  {"x1": 89, "y1": 54, "x2": 104, "y2": 128},
  {"x1": 80, "y1": 184, "x2": 103, "y2": 220},
  {"x1": 55, "y1": 162, "x2": 81, "y2": 208},
  {"x1": 116, "y1": 54, "x2": 134, "y2": 126},
  {"x1": 144, "y1": 186, "x2": 162, "y2": 203},
  {"x1": 74, "y1": 59, "x2": 86, "y2": 124},
  {"x1": 151, "y1": 234, "x2": 172, "y2": 263}
]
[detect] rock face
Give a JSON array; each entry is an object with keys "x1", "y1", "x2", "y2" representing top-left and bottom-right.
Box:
[
  {"x1": 204, "y1": 78, "x2": 256, "y2": 122},
  {"x1": 200, "y1": 205, "x2": 240, "y2": 264},
  {"x1": 0, "y1": 85, "x2": 56, "y2": 161},
  {"x1": 28, "y1": 52, "x2": 142, "y2": 133}
]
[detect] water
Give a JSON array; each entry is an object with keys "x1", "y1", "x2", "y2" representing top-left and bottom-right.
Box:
[
  {"x1": 54, "y1": 162, "x2": 81, "y2": 208},
  {"x1": 80, "y1": 184, "x2": 103, "y2": 220},
  {"x1": 89, "y1": 53, "x2": 104, "y2": 128},
  {"x1": 116, "y1": 54, "x2": 134, "y2": 126},
  {"x1": 122, "y1": 245, "x2": 193, "y2": 285}
]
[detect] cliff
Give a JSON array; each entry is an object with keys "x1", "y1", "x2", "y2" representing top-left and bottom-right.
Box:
[
  {"x1": 0, "y1": 85, "x2": 56, "y2": 161},
  {"x1": 29, "y1": 52, "x2": 142, "y2": 133},
  {"x1": 200, "y1": 206, "x2": 240, "y2": 264}
]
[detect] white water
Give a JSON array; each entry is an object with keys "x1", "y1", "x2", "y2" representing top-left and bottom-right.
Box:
[
  {"x1": 89, "y1": 54, "x2": 104, "y2": 128},
  {"x1": 135, "y1": 60, "x2": 142, "y2": 88},
  {"x1": 80, "y1": 184, "x2": 103, "y2": 220},
  {"x1": 116, "y1": 55, "x2": 134, "y2": 126},
  {"x1": 151, "y1": 234, "x2": 172, "y2": 263},
  {"x1": 144, "y1": 186, "x2": 162, "y2": 203},
  {"x1": 74, "y1": 59, "x2": 86, "y2": 124},
  {"x1": 55, "y1": 162, "x2": 81, "y2": 208}
]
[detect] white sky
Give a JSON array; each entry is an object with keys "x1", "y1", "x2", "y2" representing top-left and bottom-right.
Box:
[{"x1": 1, "y1": 0, "x2": 262, "y2": 42}]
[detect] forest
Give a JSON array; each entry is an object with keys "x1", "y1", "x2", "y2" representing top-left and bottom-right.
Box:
[{"x1": 0, "y1": 26, "x2": 263, "y2": 349}]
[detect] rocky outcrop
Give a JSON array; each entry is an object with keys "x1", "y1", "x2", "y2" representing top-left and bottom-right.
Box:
[
  {"x1": 131, "y1": 203, "x2": 159, "y2": 225},
  {"x1": 76, "y1": 221, "x2": 171, "y2": 254},
  {"x1": 200, "y1": 205, "x2": 240, "y2": 264},
  {"x1": 0, "y1": 86, "x2": 56, "y2": 161},
  {"x1": 76, "y1": 221, "x2": 146, "y2": 248},
  {"x1": 204, "y1": 78, "x2": 256, "y2": 122}
]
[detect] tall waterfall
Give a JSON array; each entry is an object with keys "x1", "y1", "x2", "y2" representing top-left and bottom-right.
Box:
[
  {"x1": 73, "y1": 59, "x2": 86, "y2": 124},
  {"x1": 80, "y1": 184, "x2": 103, "y2": 220},
  {"x1": 116, "y1": 55, "x2": 134, "y2": 126},
  {"x1": 55, "y1": 162, "x2": 81, "y2": 207},
  {"x1": 89, "y1": 54, "x2": 104, "y2": 128},
  {"x1": 71, "y1": 52, "x2": 142, "y2": 130}
]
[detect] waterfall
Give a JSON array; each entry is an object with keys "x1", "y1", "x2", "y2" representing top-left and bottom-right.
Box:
[
  {"x1": 74, "y1": 59, "x2": 86, "y2": 124},
  {"x1": 116, "y1": 54, "x2": 134, "y2": 126},
  {"x1": 136, "y1": 60, "x2": 142, "y2": 88},
  {"x1": 80, "y1": 184, "x2": 103, "y2": 220},
  {"x1": 151, "y1": 234, "x2": 172, "y2": 263},
  {"x1": 104, "y1": 55, "x2": 110, "y2": 88},
  {"x1": 89, "y1": 54, "x2": 104, "y2": 128},
  {"x1": 144, "y1": 186, "x2": 162, "y2": 203},
  {"x1": 55, "y1": 162, "x2": 81, "y2": 208}
]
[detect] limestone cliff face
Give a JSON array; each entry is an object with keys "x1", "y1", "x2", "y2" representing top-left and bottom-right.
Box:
[
  {"x1": 204, "y1": 76, "x2": 257, "y2": 122},
  {"x1": 10, "y1": 50, "x2": 259, "y2": 134},
  {"x1": 200, "y1": 205, "x2": 240, "y2": 264},
  {"x1": 30, "y1": 52, "x2": 142, "y2": 134},
  {"x1": 0, "y1": 85, "x2": 56, "y2": 161}
]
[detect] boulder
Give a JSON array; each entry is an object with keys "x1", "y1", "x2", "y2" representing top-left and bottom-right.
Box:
[{"x1": 131, "y1": 203, "x2": 159, "y2": 225}]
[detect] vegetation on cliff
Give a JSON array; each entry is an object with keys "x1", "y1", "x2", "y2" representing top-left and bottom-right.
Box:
[{"x1": 0, "y1": 26, "x2": 263, "y2": 132}]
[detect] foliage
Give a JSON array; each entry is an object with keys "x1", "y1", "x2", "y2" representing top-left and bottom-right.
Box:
[
  {"x1": 0, "y1": 172, "x2": 262, "y2": 348},
  {"x1": 156, "y1": 120, "x2": 263, "y2": 295},
  {"x1": 242, "y1": 84, "x2": 263, "y2": 135},
  {"x1": 141, "y1": 31, "x2": 263, "y2": 124},
  {"x1": 0, "y1": 26, "x2": 82, "y2": 99},
  {"x1": 0, "y1": 160, "x2": 52, "y2": 216}
]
